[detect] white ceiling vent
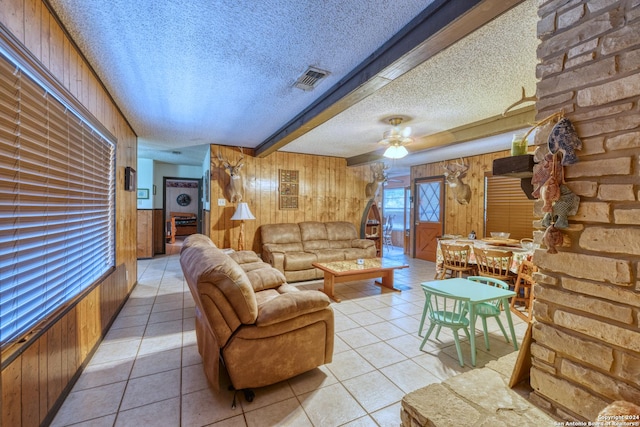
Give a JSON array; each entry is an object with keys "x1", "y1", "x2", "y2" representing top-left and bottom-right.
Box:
[{"x1": 294, "y1": 67, "x2": 329, "y2": 91}]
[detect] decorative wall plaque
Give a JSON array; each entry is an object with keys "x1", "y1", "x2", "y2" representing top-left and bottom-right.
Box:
[{"x1": 279, "y1": 169, "x2": 299, "y2": 210}]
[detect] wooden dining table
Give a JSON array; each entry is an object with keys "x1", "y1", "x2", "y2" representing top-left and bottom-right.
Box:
[
  {"x1": 421, "y1": 278, "x2": 519, "y2": 366},
  {"x1": 435, "y1": 237, "x2": 535, "y2": 277}
]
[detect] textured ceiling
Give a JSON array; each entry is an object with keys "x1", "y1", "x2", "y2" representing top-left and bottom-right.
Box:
[{"x1": 47, "y1": 0, "x2": 539, "y2": 174}]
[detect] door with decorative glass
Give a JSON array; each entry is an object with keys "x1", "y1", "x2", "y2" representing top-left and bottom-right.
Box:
[{"x1": 414, "y1": 177, "x2": 444, "y2": 262}]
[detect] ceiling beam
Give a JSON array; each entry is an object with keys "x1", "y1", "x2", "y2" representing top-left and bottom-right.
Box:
[
  {"x1": 346, "y1": 105, "x2": 536, "y2": 166},
  {"x1": 255, "y1": 0, "x2": 526, "y2": 158}
]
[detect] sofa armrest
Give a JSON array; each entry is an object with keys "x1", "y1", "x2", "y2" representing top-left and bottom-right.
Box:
[
  {"x1": 230, "y1": 250, "x2": 262, "y2": 264},
  {"x1": 350, "y1": 239, "x2": 375, "y2": 249},
  {"x1": 262, "y1": 244, "x2": 285, "y2": 271},
  {"x1": 255, "y1": 291, "x2": 331, "y2": 327}
]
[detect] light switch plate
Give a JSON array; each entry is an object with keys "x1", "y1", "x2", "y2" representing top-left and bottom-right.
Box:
[{"x1": 217, "y1": 198, "x2": 226, "y2": 206}]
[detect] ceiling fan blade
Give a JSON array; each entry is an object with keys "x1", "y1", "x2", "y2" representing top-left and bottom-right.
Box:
[{"x1": 401, "y1": 126, "x2": 412, "y2": 137}]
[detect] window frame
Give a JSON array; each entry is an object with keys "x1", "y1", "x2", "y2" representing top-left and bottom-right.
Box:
[
  {"x1": 484, "y1": 173, "x2": 535, "y2": 240},
  {"x1": 0, "y1": 28, "x2": 117, "y2": 354}
]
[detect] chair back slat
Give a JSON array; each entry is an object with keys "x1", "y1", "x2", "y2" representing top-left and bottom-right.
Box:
[
  {"x1": 510, "y1": 259, "x2": 538, "y2": 322},
  {"x1": 423, "y1": 288, "x2": 470, "y2": 323},
  {"x1": 441, "y1": 243, "x2": 471, "y2": 268},
  {"x1": 420, "y1": 285, "x2": 472, "y2": 366},
  {"x1": 439, "y1": 243, "x2": 475, "y2": 279},
  {"x1": 473, "y1": 247, "x2": 513, "y2": 281}
]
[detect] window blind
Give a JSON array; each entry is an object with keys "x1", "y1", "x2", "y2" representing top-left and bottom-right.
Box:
[
  {"x1": 0, "y1": 49, "x2": 115, "y2": 347},
  {"x1": 484, "y1": 174, "x2": 534, "y2": 241}
]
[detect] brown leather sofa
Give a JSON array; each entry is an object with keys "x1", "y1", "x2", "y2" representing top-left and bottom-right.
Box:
[
  {"x1": 180, "y1": 234, "x2": 334, "y2": 393},
  {"x1": 261, "y1": 221, "x2": 377, "y2": 282}
]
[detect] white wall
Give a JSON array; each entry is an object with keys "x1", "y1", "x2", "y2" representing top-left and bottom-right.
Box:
[
  {"x1": 136, "y1": 158, "x2": 154, "y2": 209},
  {"x1": 153, "y1": 162, "x2": 203, "y2": 209}
]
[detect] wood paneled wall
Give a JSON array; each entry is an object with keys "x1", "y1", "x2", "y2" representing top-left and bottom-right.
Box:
[
  {"x1": 209, "y1": 145, "x2": 376, "y2": 252},
  {"x1": 411, "y1": 149, "x2": 511, "y2": 239},
  {"x1": 1, "y1": 1, "x2": 137, "y2": 426},
  {"x1": 137, "y1": 210, "x2": 153, "y2": 258}
]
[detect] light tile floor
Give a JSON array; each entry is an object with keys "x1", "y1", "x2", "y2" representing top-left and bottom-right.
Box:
[{"x1": 52, "y1": 245, "x2": 527, "y2": 427}]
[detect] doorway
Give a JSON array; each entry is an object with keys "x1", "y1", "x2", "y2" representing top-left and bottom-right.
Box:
[
  {"x1": 163, "y1": 177, "x2": 203, "y2": 253},
  {"x1": 414, "y1": 177, "x2": 445, "y2": 262}
]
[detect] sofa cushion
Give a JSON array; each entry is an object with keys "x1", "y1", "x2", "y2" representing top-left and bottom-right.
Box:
[
  {"x1": 229, "y1": 250, "x2": 262, "y2": 265},
  {"x1": 299, "y1": 221, "x2": 328, "y2": 240},
  {"x1": 328, "y1": 239, "x2": 352, "y2": 249},
  {"x1": 326, "y1": 221, "x2": 358, "y2": 240},
  {"x1": 261, "y1": 223, "x2": 302, "y2": 244},
  {"x1": 246, "y1": 267, "x2": 287, "y2": 292},
  {"x1": 263, "y1": 242, "x2": 304, "y2": 253},
  {"x1": 181, "y1": 233, "x2": 217, "y2": 252},
  {"x1": 343, "y1": 247, "x2": 376, "y2": 259},
  {"x1": 254, "y1": 289, "x2": 280, "y2": 307},
  {"x1": 311, "y1": 249, "x2": 345, "y2": 263},
  {"x1": 303, "y1": 239, "x2": 331, "y2": 251},
  {"x1": 255, "y1": 291, "x2": 331, "y2": 326},
  {"x1": 350, "y1": 239, "x2": 375, "y2": 249},
  {"x1": 284, "y1": 251, "x2": 317, "y2": 271}
]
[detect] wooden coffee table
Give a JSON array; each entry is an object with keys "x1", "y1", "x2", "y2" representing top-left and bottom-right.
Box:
[{"x1": 312, "y1": 258, "x2": 409, "y2": 302}]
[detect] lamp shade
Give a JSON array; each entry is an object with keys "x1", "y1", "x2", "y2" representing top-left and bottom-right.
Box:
[
  {"x1": 230, "y1": 202, "x2": 255, "y2": 221},
  {"x1": 383, "y1": 144, "x2": 409, "y2": 159}
]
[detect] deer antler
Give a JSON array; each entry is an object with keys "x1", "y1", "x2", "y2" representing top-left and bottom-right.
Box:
[
  {"x1": 217, "y1": 148, "x2": 230, "y2": 167},
  {"x1": 503, "y1": 86, "x2": 536, "y2": 116},
  {"x1": 456, "y1": 157, "x2": 469, "y2": 171}
]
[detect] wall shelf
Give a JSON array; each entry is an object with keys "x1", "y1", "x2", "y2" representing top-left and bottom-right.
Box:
[
  {"x1": 360, "y1": 199, "x2": 382, "y2": 257},
  {"x1": 492, "y1": 154, "x2": 535, "y2": 199}
]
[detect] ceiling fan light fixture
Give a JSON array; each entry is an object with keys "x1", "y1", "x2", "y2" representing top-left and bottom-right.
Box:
[
  {"x1": 383, "y1": 144, "x2": 409, "y2": 159},
  {"x1": 379, "y1": 116, "x2": 413, "y2": 158}
]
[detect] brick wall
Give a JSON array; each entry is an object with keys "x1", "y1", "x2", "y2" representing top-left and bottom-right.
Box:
[{"x1": 530, "y1": 0, "x2": 640, "y2": 421}]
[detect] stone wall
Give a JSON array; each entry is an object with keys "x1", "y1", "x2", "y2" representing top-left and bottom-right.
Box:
[{"x1": 530, "y1": 0, "x2": 640, "y2": 421}]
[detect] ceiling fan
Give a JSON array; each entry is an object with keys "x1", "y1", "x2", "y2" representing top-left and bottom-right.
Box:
[{"x1": 378, "y1": 117, "x2": 414, "y2": 159}]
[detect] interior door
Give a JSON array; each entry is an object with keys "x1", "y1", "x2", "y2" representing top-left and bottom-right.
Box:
[{"x1": 414, "y1": 177, "x2": 444, "y2": 262}]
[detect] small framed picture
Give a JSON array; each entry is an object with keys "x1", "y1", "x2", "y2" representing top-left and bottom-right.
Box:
[{"x1": 137, "y1": 188, "x2": 149, "y2": 199}]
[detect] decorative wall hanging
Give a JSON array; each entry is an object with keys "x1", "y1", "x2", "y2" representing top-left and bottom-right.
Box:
[
  {"x1": 525, "y1": 111, "x2": 583, "y2": 253},
  {"x1": 137, "y1": 188, "x2": 149, "y2": 199},
  {"x1": 177, "y1": 193, "x2": 191, "y2": 206},
  {"x1": 218, "y1": 148, "x2": 245, "y2": 203},
  {"x1": 548, "y1": 117, "x2": 582, "y2": 165},
  {"x1": 442, "y1": 158, "x2": 471, "y2": 205},
  {"x1": 204, "y1": 170, "x2": 210, "y2": 202},
  {"x1": 539, "y1": 153, "x2": 562, "y2": 213},
  {"x1": 279, "y1": 169, "x2": 299, "y2": 210},
  {"x1": 125, "y1": 166, "x2": 136, "y2": 191},
  {"x1": 365, "y1": 162, "x2": 388, "y2": 199},
  {"x1": 542, "y1": 222, "x2": 564, "y2": 254},
  {"x1": 541, "y1": 184, "x2": 580, "y2": 229},
  {"x1": 532, "y1": 147, "x2": 563, "y2": 199},
  {"x1": 166, "y1": 180, "x2": 198, "y2": 188}
]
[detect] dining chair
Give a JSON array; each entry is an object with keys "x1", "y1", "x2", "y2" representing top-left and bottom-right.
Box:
[
  {"x1": 382, "y1": 215, "x2": 393, "y2": 248},
  {"x1": 510, "y1": 259, "x2": 538, "y2": 322},
  {"x1": 473, "y1": 247, "x2": 515, "y2": 284},
  {"x1": 466, "y1": 276, "x2": 510, "y2": 351},
  {"x1": 419, "y1": 287, "x2": 471, "y2": 366},
  {"x1": 438, "y1": 243, "x2": 475, "y2": 280}
]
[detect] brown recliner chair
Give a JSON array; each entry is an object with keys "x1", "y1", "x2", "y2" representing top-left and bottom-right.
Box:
[{"x1": 180, "y1": 234, "x2": 334, "y2": 399}]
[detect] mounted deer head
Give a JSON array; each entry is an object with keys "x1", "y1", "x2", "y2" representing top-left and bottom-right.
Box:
[
  {"x1": 442, "y1": 158, "x2": 472, "y2": 205},
  {"x1": 365, "y1": 162, "x2": 389, "y2": 199},
  {"x1": 218, "y1": 148, "x2": 245, "y2": 203}
]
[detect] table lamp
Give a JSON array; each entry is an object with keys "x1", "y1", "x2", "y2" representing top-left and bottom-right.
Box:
[{"x1": 230, "y1": 202, "x2": 255, "y2": 251}]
